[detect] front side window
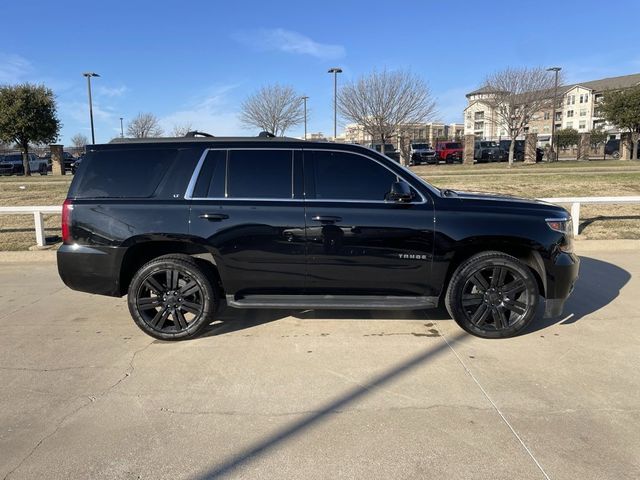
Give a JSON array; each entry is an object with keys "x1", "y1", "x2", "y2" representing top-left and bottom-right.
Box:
[{"x1": 308, "y1": 150, "x2": 398, "y2": 201}]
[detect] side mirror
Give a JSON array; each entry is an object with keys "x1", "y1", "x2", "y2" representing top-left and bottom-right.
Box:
[{"x1": 387, "y1": 181, "x2": 413, "y2": 203}]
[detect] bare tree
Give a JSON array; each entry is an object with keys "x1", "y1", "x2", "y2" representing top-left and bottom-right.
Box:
[
  {"x1": 171, "y1": 122, "x2": 193, "y2": 137},
  {"x1": 482, "y1": 67, "x2": 562, "y2": 166},
  {"x1": 239, "y1": 84, "x2": 304, "y2": 136},
  {"x1": 70, "y1": 133, "x2": 88, "y2": 151},
  {"x1": 338, "y1": 69, "x2": 436, "y2": 164},
  {"x1": 126, "y1": 113, "x2": 163, "y2": 138}
]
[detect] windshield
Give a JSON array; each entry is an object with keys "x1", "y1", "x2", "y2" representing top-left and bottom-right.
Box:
[
  {"x1": 480, "y1": 141, "x2": 498, "y2": 148},
  {"x1": 412, "y1": 143, "x2": 430, "y2": 150},
  {"x1": 446, "y1": 143, "x2": 461, "y2": 149}
]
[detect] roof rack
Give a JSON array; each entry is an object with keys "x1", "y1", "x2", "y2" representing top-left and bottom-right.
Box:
[{"x1": 184, "y1": 131, "x2": 214, "y2": 138}]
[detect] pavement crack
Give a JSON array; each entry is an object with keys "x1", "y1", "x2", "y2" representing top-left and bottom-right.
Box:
[
  {"x1": 2, "y1": 341, "x2": 154, "y2": 480},
  {"x1": 0, "y1": 365, "x2": 109, "y2": 373}
]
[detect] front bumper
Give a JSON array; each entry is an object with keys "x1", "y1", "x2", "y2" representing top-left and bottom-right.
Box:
[{"x1": 543, "y1": 252, "x2": 580, "y2": 318}]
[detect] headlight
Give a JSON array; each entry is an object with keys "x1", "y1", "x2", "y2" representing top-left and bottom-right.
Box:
[{"x1": 546, "y1": 217, "x2": 573, "y2": 253}]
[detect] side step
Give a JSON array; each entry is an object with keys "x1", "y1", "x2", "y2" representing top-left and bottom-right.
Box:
[{"x1": 225, "y1": 294, "x2": 438, "y2": 310}]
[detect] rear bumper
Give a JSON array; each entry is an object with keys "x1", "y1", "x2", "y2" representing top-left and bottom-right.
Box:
[
  {"x1": 543, "y1": 252, "x2": 580, "y2": 318},
  {"x1": 57, "y1": 244, "x2": 125, "y2": 297}
]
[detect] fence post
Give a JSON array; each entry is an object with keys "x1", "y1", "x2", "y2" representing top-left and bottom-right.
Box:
[
  {"x1": 463, "y1": 134, "x2": 475, "y2": 165},
  {"x1": 570, "y1": 202, "x2": 580, "y2": 237},
  {"x1": 524, "y1": 133, "x2": 538, "y2": 164},
  {"x1": 33, "y1": 211, "x2": 45, "y2": 246},
  {"x1": 51, "y1": 144, "x2": 65, "y2": 175},
  {"x1": 620, "y1": 133, "x2": 632, "y2": 160}
]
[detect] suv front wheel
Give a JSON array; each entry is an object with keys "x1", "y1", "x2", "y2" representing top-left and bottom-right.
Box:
[
  {"x1": 445, "y1": 251, "x2": 539, "y2": 338},
  {"x1": 127, "y1": 254, "x2": 217, "y2": 340}
]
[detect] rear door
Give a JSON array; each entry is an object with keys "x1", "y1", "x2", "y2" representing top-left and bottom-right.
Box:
[
  {"x1": 303, "y1": 148, "x2": 435, "y2": 297},
  {"x1": 188, "y1": 148, "x2": 307, "y2": 296}
]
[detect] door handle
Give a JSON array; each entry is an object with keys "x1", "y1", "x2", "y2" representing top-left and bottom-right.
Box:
[
  {"x1": 312, "y1": 215, "x2": 342, "y2": 223},
  {"x1": 199, "y1": 213, "x2": 229, "y2": 221}
]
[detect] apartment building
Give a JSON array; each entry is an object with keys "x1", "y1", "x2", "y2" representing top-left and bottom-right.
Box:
[
  {"x1": 343, "y1": 122, "x2": 463, "y2": 146},
  {"x1": 463, "y1": 72, "x2": 640, "y2": 141}
]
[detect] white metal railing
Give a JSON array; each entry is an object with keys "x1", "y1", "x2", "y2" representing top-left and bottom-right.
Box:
[
  {"x1": 541, "y1": 196, "x2": 640, "y2": 237},
  {"x1": 1, "y1": 196, "x2": 640, "y2": 246},
  {"x1": 0, "y1": 205, "x2": 62, "y2": 246}
]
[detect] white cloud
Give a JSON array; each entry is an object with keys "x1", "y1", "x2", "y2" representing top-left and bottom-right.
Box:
[
  {"x1": 0, "y1": 53, "x2": 32, "y2": 83},
  {"x1": 233, "y1": 28, "x2": 345, "y2": 60},
  {"x1": 95, "y1": 85, "x2": 128, "y2": 97},
  {"x1": 160, "y1": 84, "x2": 247, "y2": 137}
]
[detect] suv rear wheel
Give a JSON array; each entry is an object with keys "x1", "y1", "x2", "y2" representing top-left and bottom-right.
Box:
[
  {"x1": 445, "y1": 251, "x2": 539, "y2": 338},
  {"x1": 127, "y1": 254, "x2": 217, "y2": 340}
]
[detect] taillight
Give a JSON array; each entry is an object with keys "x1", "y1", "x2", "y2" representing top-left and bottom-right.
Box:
[{"x1": 61, "y1": 199, "x2": 73, "y2": 243}]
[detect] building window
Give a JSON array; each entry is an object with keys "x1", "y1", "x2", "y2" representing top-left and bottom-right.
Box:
[
  {"x1": 566, "y1": 121, "x2": 573, "y2": 129},
  {"x1": 543, "y1": 111, "x2": 550, "y2": 120},
  {"x1": 578, "y1": 121, "x2": 586, "y2": 130},
  {"x1": 595, "y1": 94, "x2": 603, "y2": 103},
  {"x1": 474, "y1": 121, "x2": 484, "y2": 130},
  {"x1": 543, "y1": 125, "x2": 550, "y2": 132},
  {"x1": 580, "y1": 109, "x2": 587, "y2": 117},
  {"x1": 474, "y1": 111, "x2": 484, "y2": 120},
  {"x1": 567, "y1": 110, "x2": 574, "y2": 118}
]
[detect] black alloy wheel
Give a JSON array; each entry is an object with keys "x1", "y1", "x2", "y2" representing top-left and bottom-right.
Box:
[
  {"x1": 445, "y1": 252, "x2": 539, "y2": 338},
  {"x1": 127, "y1": 255, "x2": 216, "y2": 340}
]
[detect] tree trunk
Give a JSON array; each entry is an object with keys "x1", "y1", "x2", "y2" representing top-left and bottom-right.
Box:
[
  {"x1": 21, "y1": 143, "x2": 31, "y2": 176},
  {"x1": 508, "y1": 137, "x2": 516, "y2": 168},
  {"x1": 633, "y1": 132, "x2": 639, "y2": 161}
]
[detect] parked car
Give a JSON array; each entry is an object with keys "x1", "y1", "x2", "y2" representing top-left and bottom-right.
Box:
[
  {"x1": 40, "y1": 151, "x2": 77, "y2": 172},
  {"x1": 409, "y1": 143, "x2": 437, "y2": 165},
  {"x1": 57, "y1": 133, "x2": 579, "y2": 341},
  {"x1": 604, "y1": 139, "x2": 620, "y2": 159},
  {"x1": 370, "y1": 143, "x2": 401, "y2": 162},
  {"x1": 498, "y1": 140, "x2": 544, "y2": 162},
  {"x1": 71, "y1": 155, "x2": 85, "y2": 174},
  {"x1": 0, "y1": 153, "x2": 48, "y2": 175},
  {"x1": 474, "y1": 141, "x2": 504, "y2": 162},
  {"x1": 435, "y1": 141, "x2": 463, "y2": 163}
]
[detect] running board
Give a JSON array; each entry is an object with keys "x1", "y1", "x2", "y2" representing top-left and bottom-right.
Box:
[{"x1": 225, "y1": 294, "x2": 438, "y2": 310}]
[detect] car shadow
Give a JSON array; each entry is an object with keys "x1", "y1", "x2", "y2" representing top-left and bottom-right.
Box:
[
  {"x1": 579, "y1": 215, "x2": 640, "y2": 234},
  {"x1": 201, "y1": 255, "x2": 630, "y2": 339},
  {"x1": 522, "y1": 255, "x2": 631, "y2": 334}
]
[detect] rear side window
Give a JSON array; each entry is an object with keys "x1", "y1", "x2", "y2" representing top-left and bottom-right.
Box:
[
  {"x1": 227, "y1": 150, "x2": 293, "y2": 199},
  {"x1": 74, "y1": 148, "x2": 177, "y2": 198}
]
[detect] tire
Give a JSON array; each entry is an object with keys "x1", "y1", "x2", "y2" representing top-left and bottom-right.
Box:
[
  {"x1": 612, "y1": 151, "x2": 620, "y2": 159},
  {"x1": 127, "y1": 254, "x2": 218, "y2": 340},
  {"x1": 445, "y1": 251, "x2": 539, "y2": 339},
  {"x1": 39, "y1": 164, "x2": 47, "y2": 175}
]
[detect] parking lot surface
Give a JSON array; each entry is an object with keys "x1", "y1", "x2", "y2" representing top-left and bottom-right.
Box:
[{"x1": 1, "y1": 247, "x2": 639, "y2": 479}]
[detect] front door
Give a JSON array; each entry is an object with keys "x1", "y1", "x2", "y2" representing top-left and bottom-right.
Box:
[
  {"x1": 188, "y1": 148, "x2": 306, "y2": 296},
  {"x1": 303, "y1": 149, "x2": 435, "y2": 297}
]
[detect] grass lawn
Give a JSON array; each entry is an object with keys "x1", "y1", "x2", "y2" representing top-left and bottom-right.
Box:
[{"x1": 1, "y1": 160, "x2": 639, "y2": 250}]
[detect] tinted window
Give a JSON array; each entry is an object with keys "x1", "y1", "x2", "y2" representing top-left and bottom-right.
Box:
[
  {"x1": 227, "y1": 150, "x2": 292, "y2": 199},
  {"x1": 75, "y1": 148, "x2": 177, "y2": 198},
  {"x1": 310, "y1": 150, "x2": 397, "y2": 201},
  {"x1": 446, "y1": 143, "x2": 461, "y2": 149},
  {"x1": 193, "y1": 150, "x2": 226, "y2": 198}
]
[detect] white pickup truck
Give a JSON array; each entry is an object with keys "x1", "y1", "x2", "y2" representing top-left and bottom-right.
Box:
[{"x1": 0, "y1": 152, "x2": 48, "y2": 175}]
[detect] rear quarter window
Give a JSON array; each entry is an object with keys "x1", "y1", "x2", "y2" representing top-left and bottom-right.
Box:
[{"x1": 72, "y1": 148, "x2": 178, "y2": 198}]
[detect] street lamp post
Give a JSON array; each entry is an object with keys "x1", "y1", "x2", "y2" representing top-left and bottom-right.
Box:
[
  {"x1": 547, "y1": 67, "x2": 561, "y2": 161},
  {"x1": 301, "y1": 96, "x2": 309, "y2": 140},
  {"x1": 327, "y1": 67, "x2": 342, "y2": 140},
  {"x1": 119, "y1": 117, "x2": 124, "y2": 138},
  {"x1": 82, "y1": 72, "x2": 100, "y2": 144}
]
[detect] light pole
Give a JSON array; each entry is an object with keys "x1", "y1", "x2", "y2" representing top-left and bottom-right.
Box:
[
  {"x1": 301, "y1": 96, "x2": 309, "y2": 140},
  {"x1": 83, "y1": 72, "x2": 100, "y2": 144},
  {"x1": 119, "y1": 117, "x2": 124, "y2": 138},
  {"x1": 327, "y1": 67, "x2": 342, "y2": 140},
  {"x1": 547, "y1": 67, "x2": 561, "y2": 161}
]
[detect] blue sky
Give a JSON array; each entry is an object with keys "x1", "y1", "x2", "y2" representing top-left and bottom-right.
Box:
[{"x1": 2, "y1": 0, "x2": 640, "y2": 144}]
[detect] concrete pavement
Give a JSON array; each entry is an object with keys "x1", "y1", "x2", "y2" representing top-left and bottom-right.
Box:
[{"x1": 0, "y1": 246, "x2": 638, "y2": 479}]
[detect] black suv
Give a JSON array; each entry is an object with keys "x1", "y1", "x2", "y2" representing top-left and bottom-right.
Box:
[
  {"x1": 57, "y1": 134, "x2": 579, "y2": 340},
  {"x1": 498, "y1": 140, "x2": 544, "y2": 162}
]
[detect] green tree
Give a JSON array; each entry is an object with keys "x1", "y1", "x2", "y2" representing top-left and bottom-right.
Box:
[
  {"x1": 590, "y1": 128, "x2": 607, "y2": 147},
  {"x1": 0, "y1": 83, "x2": 60, "y2": 175},
  {"x1": 555, "y1": 128, "x2": 580, "y2": 150},
  {"x1": 600, "y1": 85, "x2": 640, "y2": 160}
]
